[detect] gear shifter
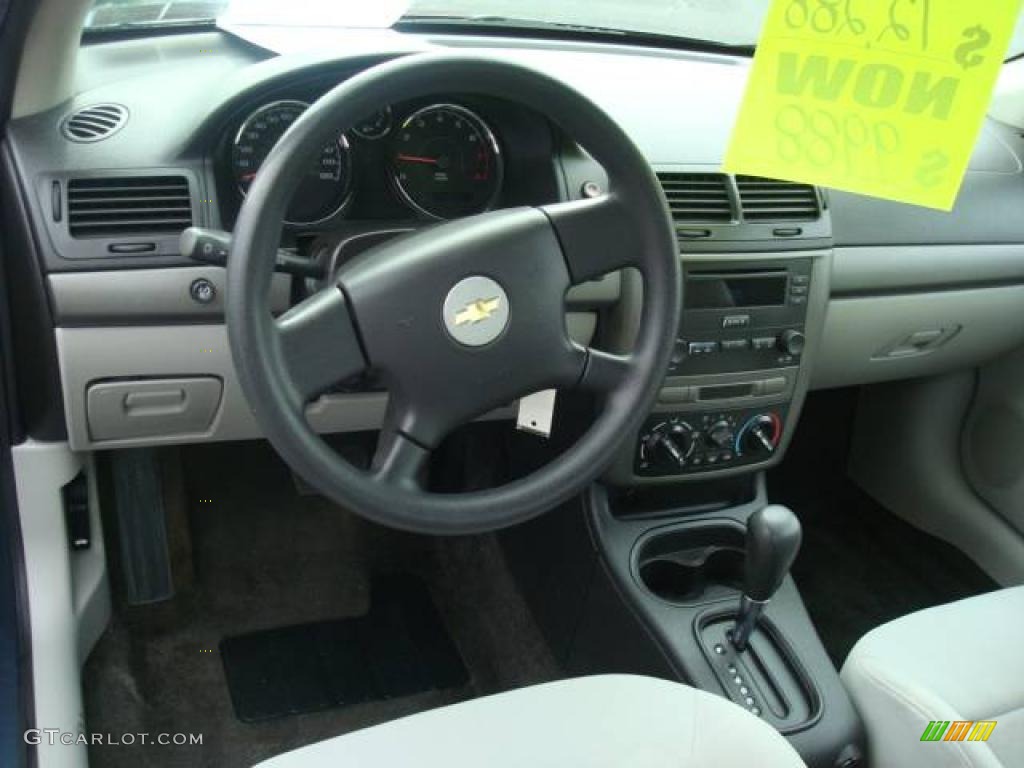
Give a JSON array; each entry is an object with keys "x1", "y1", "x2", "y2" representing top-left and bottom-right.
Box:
[{"x1": 732, "y1": 504, "x2": 802, "y2": 652}]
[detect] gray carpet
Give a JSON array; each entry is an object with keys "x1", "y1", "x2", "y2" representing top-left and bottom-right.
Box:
[{"x1": 83, "y1": 441, "x2": 560, "y2": 768}]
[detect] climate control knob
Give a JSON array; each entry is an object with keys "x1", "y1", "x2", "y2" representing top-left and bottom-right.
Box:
[
  {"x1": 640, "y1": 419, "x2": 697, "y2": 471},
  {"x1": 706, "y1": 420, "x2": 736, "y2": 450},
  {"x1": 737, "y1": 413, "x2": 783, "y2": 457},
  {"x1": 661, "y1": 422, "x2": 697, "y2": 464},
  {"x1": 778, "y1": 329, "x2": 806, "y2": 356}
]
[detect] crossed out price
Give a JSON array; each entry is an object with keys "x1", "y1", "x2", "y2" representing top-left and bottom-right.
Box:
[{"x1": 783, "y1": 0, "x2": 993, "y2": 60}]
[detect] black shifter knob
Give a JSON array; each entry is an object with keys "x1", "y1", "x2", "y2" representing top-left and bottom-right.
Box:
[
  {"x1": 745, "y1": 504, "x2": 802, "y2": 601},
  {"x1": 732, "y1": 505, "x2": 802, "y2": 651}
]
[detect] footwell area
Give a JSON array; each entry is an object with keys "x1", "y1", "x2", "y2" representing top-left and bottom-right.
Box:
[
  {"x1": 769, "y1": 389, "x2": 997, "y2": 667},
  {"x1": 83, "y1": 441, "x2": 559, "y2": 768},
  {"x1": 221, "y1": 576, "x2": 468, "y2": 723}
]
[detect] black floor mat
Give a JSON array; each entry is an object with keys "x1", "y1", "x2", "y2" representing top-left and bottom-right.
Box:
[
  {"x1": 769, "y1": 389, "x2": 998, "y2": 667},
  {"x1": 220, "y1": 575, "x2": 468, "y2": 722}
]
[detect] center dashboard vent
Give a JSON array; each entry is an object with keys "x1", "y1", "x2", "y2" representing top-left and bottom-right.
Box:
[
  {"x1": 735, "y1": 175, "x2": 821, "y2": 221},
  {"x1": 656, "y1": 172, "x2": 734, "y2": 222},
  {"x1": 67, "y1": 176, "x2": 193, "y2": 238},
  {"x1": 60, "y1": 104, "x2": 129, "y2": 143}
]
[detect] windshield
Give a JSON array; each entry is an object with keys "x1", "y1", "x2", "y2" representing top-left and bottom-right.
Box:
[{"x1": 85, "y1": 0, "x2": 1024, "y2": 57}]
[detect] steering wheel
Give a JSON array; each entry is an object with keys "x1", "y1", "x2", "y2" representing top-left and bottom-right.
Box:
[{"x1": 227, "y1": 53, "x2": 681, "y2": 534}]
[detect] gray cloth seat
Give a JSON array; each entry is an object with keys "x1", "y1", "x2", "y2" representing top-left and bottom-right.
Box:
[
  {"x1": 254, "y1": 674, "x2": 806, "y2": 767},
  {"x1": 841, "y1": 587, "x2": 1024, "y2": 768}
]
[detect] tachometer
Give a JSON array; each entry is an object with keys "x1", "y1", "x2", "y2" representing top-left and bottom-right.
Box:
[
  {"x1": 232, "y1": 100, "x2": 352, "y2": 225},
  {"x1": 390, "y1": 104, "x2": 502, "y2": 220}
]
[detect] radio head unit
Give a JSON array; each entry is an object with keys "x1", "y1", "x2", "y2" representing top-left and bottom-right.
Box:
[{"x1": 670, "y1": 259, "x2": 812, "y2": 377}]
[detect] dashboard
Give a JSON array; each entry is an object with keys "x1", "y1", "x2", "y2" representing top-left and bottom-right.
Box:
[{"x1": 5, "y1": 28, "x2": 1024, "y2": 478}]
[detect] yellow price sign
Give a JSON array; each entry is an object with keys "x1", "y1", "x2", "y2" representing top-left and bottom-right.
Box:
[{"x1": 723, "y1": 0, "x2": 1023, "y2": 210}]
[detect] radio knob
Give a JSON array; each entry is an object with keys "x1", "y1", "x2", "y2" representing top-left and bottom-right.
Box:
[{"x1": 778, "y1": 329, "x2": 806, "y2": 356}]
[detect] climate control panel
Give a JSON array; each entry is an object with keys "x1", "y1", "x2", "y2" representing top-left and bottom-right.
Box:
[{"x1": 635, "y1": 407, "x2": 786, "y2": 477}]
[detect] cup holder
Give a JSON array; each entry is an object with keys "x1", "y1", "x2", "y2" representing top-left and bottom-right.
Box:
[{"x1": 635, "y1": 522, "x2": 746, "y2": 604}]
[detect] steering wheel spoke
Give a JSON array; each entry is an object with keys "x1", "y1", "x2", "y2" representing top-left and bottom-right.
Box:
[
  {"x1": 558, "y1": 344, "x2": 633, "y2": 394},
  {"x1": 542, "y1": 194, "x2": 639, "y2": 284},
  {"x1": 276, "y1": 286, "x2": 368, "y2": 403},
  {"x1": 371, "y1": 417, "x2": 432, "y2": 491}
]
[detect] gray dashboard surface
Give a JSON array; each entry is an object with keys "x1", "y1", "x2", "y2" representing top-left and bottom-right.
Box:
[
  {"x1": 8, "y1": 27, "x2": 1024, "y2": 278},
  {"x1": 829, "y1": 122, "x2": 1024, "y2": 247}
]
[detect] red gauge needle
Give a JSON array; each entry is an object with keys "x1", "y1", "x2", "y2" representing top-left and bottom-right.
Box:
[{"x1": 396, "y1": 154, "x2": 440, "y2": 165}]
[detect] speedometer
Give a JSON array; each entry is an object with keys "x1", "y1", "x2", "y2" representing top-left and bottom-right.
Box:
[
  {"x1": 390, "y1": 104, "x2": 502, "y2": 220},
  {"x1": 231, "y1": 100, "x2": 352, "y2": 225}
]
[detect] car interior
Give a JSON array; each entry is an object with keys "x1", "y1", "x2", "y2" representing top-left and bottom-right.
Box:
[{"x1": 2, "y1": 1, "x2": 1024, "y2": 767}]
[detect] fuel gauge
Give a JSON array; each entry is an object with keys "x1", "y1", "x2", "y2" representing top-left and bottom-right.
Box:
[{"x1": 353, "y1": 106, "x2": 393, "y2": 140}]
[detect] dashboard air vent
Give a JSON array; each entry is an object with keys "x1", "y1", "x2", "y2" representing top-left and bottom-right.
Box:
[
  {"x1": 656, "y1": 172, "x2": 734, "y2": 222},
  {"x1": 67, "y1": 176, "x2": 193, "y2": 238},
  {"x1": 736, "y1": 176, "x2": 820, "y2": 221},
  {"x1": 60, "y1": 104, "x2": 128, "y2": 143}
]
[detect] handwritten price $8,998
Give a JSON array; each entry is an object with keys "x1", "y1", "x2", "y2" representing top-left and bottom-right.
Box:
[{"x1": 775, "y1": 104, "x2": 950, "y2": 188}]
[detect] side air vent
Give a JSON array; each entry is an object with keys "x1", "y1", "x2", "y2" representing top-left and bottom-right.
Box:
[
  {"x1": 60, "y1": 104, "x2": 129, "y2": 143},
  {"x1": 67, "y1": 176, "x2": 193, "y2": 238},
  {"x1": 656, "y1": 172, "x2": 734, "y2": 222},
  {"x1": 736, "y1": 176, "x2": 820, "y2": 221}
]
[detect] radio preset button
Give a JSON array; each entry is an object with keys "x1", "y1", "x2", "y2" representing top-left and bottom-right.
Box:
[
  {"x1": 721, "y1": 339, "x2": 750, "y2": 352},
  {"x1": 688, "y1": 341, "x2": 719, "y2": 356},
  {"x1": 751, "y1": 336, "x2": 776, "y2": 350}
]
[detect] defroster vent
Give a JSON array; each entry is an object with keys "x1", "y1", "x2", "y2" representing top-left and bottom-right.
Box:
[{"x1": 67, "y1": 176, "x2": 193, "y2": 238}]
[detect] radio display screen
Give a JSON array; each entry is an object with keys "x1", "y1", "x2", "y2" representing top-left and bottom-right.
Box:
[{"x1": 686, "y1": 275, "x2": 788, "y2": 309}]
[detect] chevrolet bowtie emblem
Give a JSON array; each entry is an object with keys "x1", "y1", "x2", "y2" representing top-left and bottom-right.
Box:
[
  {"x1": 443, "y1": 277, "x2": 508, "y2": 347},
  {"x1": 454, "y1": 297, "x2": 501, "y2": 326}
]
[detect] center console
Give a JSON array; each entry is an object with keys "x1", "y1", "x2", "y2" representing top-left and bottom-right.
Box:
[
  {"x1": 502, "y1": 175, "x2": 865, "y2": 767},
  {"x1": 607, "y1": 253, "x2": 829, "y2": 484}
]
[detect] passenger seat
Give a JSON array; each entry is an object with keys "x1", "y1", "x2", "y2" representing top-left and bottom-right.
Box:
[{"x1": 841, "y1": 587, "x2": 1024, "y2": 768}]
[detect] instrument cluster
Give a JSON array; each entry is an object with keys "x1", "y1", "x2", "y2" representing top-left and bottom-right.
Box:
[{"x1": 227, "y1": 98, "x2": 504, "y2": 227}]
